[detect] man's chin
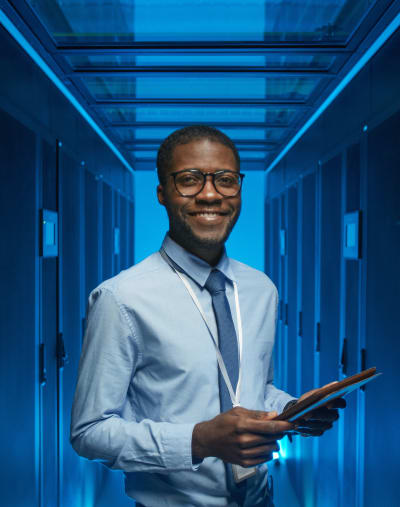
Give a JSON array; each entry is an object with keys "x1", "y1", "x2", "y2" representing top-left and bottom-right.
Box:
[
  {"x1": 169, "y1": 217, "x2": 235, "y2": 252},
  {"x1": 192, "y1": 236, "x2": 225, "y2": 249},
  {"x1": 187, "y1": 229, "x2": 231, "y2": 250}
]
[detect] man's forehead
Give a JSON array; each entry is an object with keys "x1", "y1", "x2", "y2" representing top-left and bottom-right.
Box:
[{"x1": 170, "y1": 139, "x2": 238, "y2": 170}]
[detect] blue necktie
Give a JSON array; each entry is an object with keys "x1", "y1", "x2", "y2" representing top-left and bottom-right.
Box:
[
  {"x1": 205, "y1": 270, "x2": 246, "y2": 503},
  {"x1": 205, "y1": 269, "x2": 239, "y2": 412}
]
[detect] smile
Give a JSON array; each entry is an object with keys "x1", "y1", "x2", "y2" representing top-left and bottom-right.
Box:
[
  {"x1": 187, "y1": 211, "x2": 230, "y2": 224},
  {"x1": 188, "y1": 211, "x2": 228, "y2": 217}
]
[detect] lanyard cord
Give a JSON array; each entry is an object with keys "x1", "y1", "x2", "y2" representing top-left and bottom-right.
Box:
[{"x1": 160, "y1": 248, "x2": 243, "y2": 408}]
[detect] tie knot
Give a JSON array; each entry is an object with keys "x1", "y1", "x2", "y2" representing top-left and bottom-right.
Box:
[{"x1": 205, "y1": 269, "x2": 226, "y2": 295}]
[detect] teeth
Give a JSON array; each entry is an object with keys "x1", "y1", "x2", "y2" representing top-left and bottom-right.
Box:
[{"x1": 196, "y1": 213, "x2": 218, "y2": 217}]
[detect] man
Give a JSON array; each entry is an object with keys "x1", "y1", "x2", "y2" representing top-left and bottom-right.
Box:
[{"x1": 71, "y1": 126, "x2": 344, "y2": 506}]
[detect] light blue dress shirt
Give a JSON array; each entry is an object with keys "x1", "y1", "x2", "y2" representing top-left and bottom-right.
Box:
[{"x1": 70, "y1": 235, "x2": 295, "y2": 506}]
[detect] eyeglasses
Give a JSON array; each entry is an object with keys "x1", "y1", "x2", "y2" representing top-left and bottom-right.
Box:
[{"x1": 169, "y1": 169, "x2": 245, "y2": 197}]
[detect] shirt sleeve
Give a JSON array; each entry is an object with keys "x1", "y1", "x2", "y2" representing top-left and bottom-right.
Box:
[
  {"x1": 70, "y1": 287, "x2": 198, "y2": 474},
  {"x1": 263, "y1": 287, "x2": 297, "y2": 414}
]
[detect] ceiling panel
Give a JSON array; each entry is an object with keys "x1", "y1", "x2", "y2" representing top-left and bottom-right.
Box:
[
  {"x1": 238, "y1": 151, "x2": 268, "y2": 160},
  {"x1": 131, "y1": 149, "x2": 269, "y2": 161},
  {"x1": 101, "y1": 106, "x2": 302, "y2": 125},
  {"x1": 28, "y1": 0, "x2": 373, "y2": 43},
  {"x1": 67, "y1": 53, "x2": 336, "y2": 70},
  {"x1": 132, "y1": 150, "x2": 158, "y2": 159},
  {"x1": 83, "y1": 75, "x2": 321, "y2": 100},
  {"x1": 116, "y1": 126, "x2": 286, "y2": 143}
]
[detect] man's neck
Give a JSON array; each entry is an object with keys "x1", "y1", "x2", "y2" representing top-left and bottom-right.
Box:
[{"x1": 168, "y1": 232, "x2": 223, "y2": 266}]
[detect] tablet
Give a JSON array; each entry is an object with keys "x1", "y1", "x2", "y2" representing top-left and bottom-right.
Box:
[{"x1": 275, "y1": 367, "x2": 380, "y2": 422}]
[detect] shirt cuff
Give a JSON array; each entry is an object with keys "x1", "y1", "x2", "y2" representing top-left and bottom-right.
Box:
[{"x1": 161, "y1": 422, "x2": 200, "y2": 471}]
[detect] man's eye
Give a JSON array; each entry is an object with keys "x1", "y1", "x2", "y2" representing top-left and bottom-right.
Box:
[
  {"x1": 179, "y1": 175, "x2": 199, "y2": 186},
  {"x1": 218, "y1": 176, "x2": 237, "y2": 186}
]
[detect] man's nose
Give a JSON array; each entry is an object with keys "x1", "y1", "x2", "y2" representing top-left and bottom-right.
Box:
[{"x1": 196, "y1": 175, "x2": 221, "y2": 200}]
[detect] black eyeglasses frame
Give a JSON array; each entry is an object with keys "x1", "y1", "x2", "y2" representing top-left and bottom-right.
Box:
[{"x1": 168, "y1": 169, "x2": 245, "y2": 198}]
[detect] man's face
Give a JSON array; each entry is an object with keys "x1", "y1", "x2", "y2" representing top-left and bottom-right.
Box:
[{"x1": 157, "y1": 139, "x2": 242, "y2": 253}]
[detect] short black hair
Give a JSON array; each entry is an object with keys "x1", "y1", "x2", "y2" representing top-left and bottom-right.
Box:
[{"x1": 156, "y1": 125, "x2": 240, "y2": 184}]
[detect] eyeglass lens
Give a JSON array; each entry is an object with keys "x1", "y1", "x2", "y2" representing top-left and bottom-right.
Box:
[{"x1": 175, "y1": 171, "x2": 241, "y2": 197}]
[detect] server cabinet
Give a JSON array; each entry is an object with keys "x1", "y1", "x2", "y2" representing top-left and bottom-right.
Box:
[
  {"x1": 0, "y1": 110, "x2": 38, "y2": 507},
  {"x1": 316, "y1": 155, "x2": 342, "y2": 507},
  {"x1": 277, "y1": 194, "x2": 287, "y2": 391},
  {"x1": 40, "y1": 140, "x2": 60, "y2": 507},
  {"x1": 102, "y1": 183, "x2": 114, "y2": 282},
  {"x1": 265, "y1": 200, "x2": 272, "y2": 276},
  {"x1": 286, "y1": 185, "x2": 300, "y2": 496},
  {"x1": 120, "y1": 196, "x2": 128, "y2": 270},
  {"x1": 364, "y1": 112, "x2": 400, "y2": 507},
  {"x1": 286, "y1": 185, "x2": 298, "y2": 398},
  {"x1": 300, "y1": 173, "x2": 317, "y2": 396},
  {"x1": 340, "y1": 143, "x2": 362, "y2": 507},
  {"x1": 85, "y1": 171, "x2": 101, "y2": 297},
  {"x1": 269, "y1": 197, "x2": 280, "y2": 287},
  {"x1": 60, "y1": 149, "x2": 84, "y2": 506},
  {"x1": 299, "y1": 173, "x2": 317, "y2": 507},
  {"x1": 114, "y1": 190, "x2": 121, "y2": 275},
  {"x1": 128, "y1": 201, "x2": 135, "y2": 268}
]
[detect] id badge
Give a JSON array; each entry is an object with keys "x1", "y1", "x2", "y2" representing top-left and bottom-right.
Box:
[{"x1": 232, "y1": 464, "x2": 257, "y2": 483}]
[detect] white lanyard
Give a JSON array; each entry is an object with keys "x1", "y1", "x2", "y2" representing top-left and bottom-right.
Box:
[{"x1": 160, "y1": 249, "x2": 243, "y2": 408}]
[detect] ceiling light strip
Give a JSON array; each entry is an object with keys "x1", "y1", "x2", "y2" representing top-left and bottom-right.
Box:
[
  {"x1": 0, "y1": 9, "x2": 134, "y2": 174},
  {"x1": 266, "y1": 11, "x2": 400, "y2": 174}
]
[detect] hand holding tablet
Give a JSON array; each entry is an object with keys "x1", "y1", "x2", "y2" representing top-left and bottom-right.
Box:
[{"x1": 275, "y1": 367, "x2": 380, "y2": 423}]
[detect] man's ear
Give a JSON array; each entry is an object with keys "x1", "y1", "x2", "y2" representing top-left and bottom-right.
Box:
[{"x1": 157, "y1": 184, "x2": 165, "y2": 206}]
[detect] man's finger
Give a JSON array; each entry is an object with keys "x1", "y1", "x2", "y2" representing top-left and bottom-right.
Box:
[
  {"x1": 241, "y1": 418, "x2": 294, "y2": 435},
  {"x1": 295, "y1": 428, "x2": 325, "y2": 437},
  {"x1": 238, "y1": 433, "x2": 285, "y2": 448},
  {"x1": 237, "y1": 455, "x2": 275, "y2": 467},
  {"x1": 295, "y1": 421, "x2": 333, "y2": 431},
  {"x1": 304, "y1": 408, "x2": 339, "y2": 422},
  {"x1": 243, "y1": 409, "x2": 278, "y2": 420},
  {"x1": 241, "y1": 443, "x2": 280, "y2": 458},
  {"x1": 326, "y1": 397, "x2": 346, "y2": 409}
]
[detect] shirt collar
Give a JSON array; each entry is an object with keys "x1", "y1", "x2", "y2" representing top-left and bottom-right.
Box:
[{"x1": 161, "y1": 234, "x2": 236, "y2": 287}]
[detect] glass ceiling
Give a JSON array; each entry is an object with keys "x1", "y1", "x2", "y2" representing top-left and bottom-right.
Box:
[
  {"x1": 16, "y1": 0, "x2": 384, "y2": 169},
  {"x1": 83, "y1": 75, "x2": 321, "y2": 101},
  {"x1": 67, "y1": 54, "x2": 336, "y2": 70},
  {"x1": 28, "y1": 0, "x2": 373, "y2": 43},
  {"x1": 130, "y1": 150, "x2": 270, "y2": 161},
  {"x1": 100, "y1": 106, "x2": 301, "y2": 126},
  {"x1": 116, "y1": 126, "x2": 286, "y2": 142}
]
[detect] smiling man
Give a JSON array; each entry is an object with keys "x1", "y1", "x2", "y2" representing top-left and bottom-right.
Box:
[
  {"x1": 157, "y1": 132, "x2": 242, "y2": 264},
  {"x1": 71, "y1": 126, "x2": 343, "y2": 507}
]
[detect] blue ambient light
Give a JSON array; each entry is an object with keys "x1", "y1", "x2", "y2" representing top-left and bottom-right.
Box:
[
  {"x1": 273, "y1": 441, "x2": 287, "y2": 460},
  {"x1": 0, "y1": 10, "x2": 134, "y2": 174}
]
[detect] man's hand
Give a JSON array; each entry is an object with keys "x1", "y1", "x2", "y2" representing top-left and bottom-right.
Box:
[
  {"x1": 192, "y1": 407, "x2": 293, "y2": 467},
  {"x1": 293, "y1": 383, "x2": 346, "y2": 437}
]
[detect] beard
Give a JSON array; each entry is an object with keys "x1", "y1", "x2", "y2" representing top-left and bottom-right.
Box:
[{"x1": 166, "y1": 204, "x2": 240, "y2": 256}]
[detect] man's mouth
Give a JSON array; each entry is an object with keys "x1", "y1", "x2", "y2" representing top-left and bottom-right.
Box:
[
  {"x1": 188, "y1": 211, "x2": 228, "y2": 217},
  {"x1": 186, "y1": 210, "x2": 230, "y2": 225}
]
